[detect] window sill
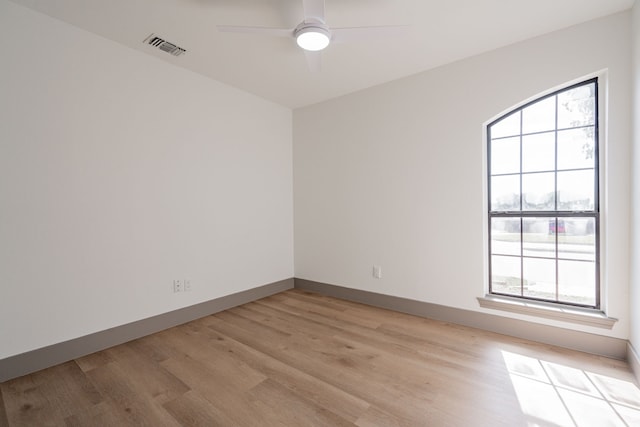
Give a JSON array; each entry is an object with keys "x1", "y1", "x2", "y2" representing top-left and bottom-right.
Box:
[{"x1": 477, "y1": 295, "x2": 617, "y2": 329}]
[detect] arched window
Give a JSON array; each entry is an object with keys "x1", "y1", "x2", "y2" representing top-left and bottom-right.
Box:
[{"x1": 487, "y1": 78, "x2": 599, "y2": 308}]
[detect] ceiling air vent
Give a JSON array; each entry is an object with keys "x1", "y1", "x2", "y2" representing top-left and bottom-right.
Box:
[{"x1": 143, "y1": 34, "x2": 186, "y2": 57}]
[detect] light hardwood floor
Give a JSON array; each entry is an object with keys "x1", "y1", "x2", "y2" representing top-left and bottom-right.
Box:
[{"x1": 1, "y1": 289, "x2": 639, "y2": 426}]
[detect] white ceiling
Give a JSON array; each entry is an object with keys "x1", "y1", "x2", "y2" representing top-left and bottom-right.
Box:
[{"x1": 11, "y1": 0, "x2": 635, "y2": 108}]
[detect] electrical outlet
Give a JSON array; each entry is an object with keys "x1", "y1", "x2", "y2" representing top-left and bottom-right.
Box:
[
  {"x1": 173, "y1": 279, "x2": 183, "y2": 293},
  {"x1": 373, "y1": 265, "x2": 382, "y2": 279},
  {"x1": 184, "y1": 279, "x2": 192, "y2": 292}
]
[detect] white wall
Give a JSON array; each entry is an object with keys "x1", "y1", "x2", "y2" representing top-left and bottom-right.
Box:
[
  {"x1": 630, "y1": 2, "x2": 640, "y2": 353},
  {"x1": 294, "y1": 12, "x2": 631, "y2": 339},
  {"x1": 0, "y1": 0, "x2": 293, "y2": 359}
]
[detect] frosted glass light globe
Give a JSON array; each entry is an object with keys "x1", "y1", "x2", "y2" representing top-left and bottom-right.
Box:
[{"x1": 296, "y1": 28, "x2": 330, "y2": 51}]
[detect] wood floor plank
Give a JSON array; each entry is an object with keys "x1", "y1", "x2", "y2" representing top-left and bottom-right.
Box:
[
  {"x1": 103, "y1": 343, "x2": 191, "y2": 404},
  {"x1": 179, "y1": 319, "x2": 371, "y2": 422},
  {"x1": 249, "y1": 297, "x2": 515, "y2": 401},
  {"x1": 74, "y1": 350, "x2": 114, "y2": 373},
  {"x1": 0, "y1": 376, "x2": 54, "y2": 426},
  {"x1": 2, "y1": 289, "x2": 638, "y2": 426},
  {"x1": 254, "y1": 293, "x2": 507, "y2": 376},
  {"x1": 162, "y1": 390, "x2": 240, "y2": 427},
  {"x1": 157, "y1": 325, "x2": 269, "y2": 392},
  {"x1": 63, "y1": 401, "x2": 130, "y2": 427},
  {"x1": 355, "y1": 406, "x2": 406, "y2": 427},
  {"x1": 266, "y1": 292, "x2": 383, "y2": 329},
  {"x1": 84, "y1": 361, "x2": 181, "y2": 426},
  {"x1": 1, "y1": 361, "x2": 102, "y2": 426},
  {"x1": 0, "y1": 387, "x2": 9, "y2": 427},
  {"x1": 159, "y1": 355, "x2": 267, "y2": 427},
  {"x1": 206, "y1": 310, "x2": 445, "y2": 422},
  {"x1": 246, "y1": 378, "x2": 354, "y2": 427}
]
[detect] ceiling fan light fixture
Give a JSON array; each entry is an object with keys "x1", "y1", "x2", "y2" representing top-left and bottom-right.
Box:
[{"x1": 295, "y1": 26, "x2": 330, "y2": 51}]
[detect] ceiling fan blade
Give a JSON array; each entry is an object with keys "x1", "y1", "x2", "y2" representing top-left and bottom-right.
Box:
[
  {"x1": 304, "y1": 50, "x2": 322, "y2": 72},
  {"x1": 217, "y1": 25, "x2": 293, "y2": 38},
  {"x1": 331, "y1": 25, "x2": 409, "y2": 43},
  {"x1": 303, "y1": 0, "x2": 325, "y2": 22}
]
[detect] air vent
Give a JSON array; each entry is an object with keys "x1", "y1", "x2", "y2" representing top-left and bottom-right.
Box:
[{"x1": 143, "y1": 34, "x2": 186, "y2": 57}]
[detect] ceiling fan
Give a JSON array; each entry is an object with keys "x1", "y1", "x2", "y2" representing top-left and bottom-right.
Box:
[{"x1": 217, "y1": 0, "x2": 406, "y2": 72}]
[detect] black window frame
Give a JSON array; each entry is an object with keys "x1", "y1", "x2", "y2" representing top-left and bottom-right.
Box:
[{"x1": 487, "y1": 78, "x2": 600, "y2": 309}]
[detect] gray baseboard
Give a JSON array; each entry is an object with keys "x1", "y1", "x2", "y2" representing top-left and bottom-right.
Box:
[
  {"x1": 0, "y1": 278, "x2": 294, "y2": 382},
  {"x1": 294, "y1": 278, "x2": 628, "y2": 360},
  {"x1": 2, "y1": 277, "x2": 630, "y2": 383},
  {"x1": 628, "y1": 342, "x2": 640, "y2": 385}
]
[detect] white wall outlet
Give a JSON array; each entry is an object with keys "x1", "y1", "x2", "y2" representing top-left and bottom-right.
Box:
[
  {"x1": 373, "y1": 265, "x2": 382, "y2": 279},
  {"x1": 184, "y1": 279, "x2": 192, "y2": 292},
  {"x1": 173, "y1": 279, "x2": 183, "y2": 293}
]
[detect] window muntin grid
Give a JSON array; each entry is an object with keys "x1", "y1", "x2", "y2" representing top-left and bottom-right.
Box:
[{"x1": 487, "y1": 79, "x2": 599, "y2": 308}]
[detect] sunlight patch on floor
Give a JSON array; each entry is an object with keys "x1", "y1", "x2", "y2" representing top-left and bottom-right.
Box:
[{"x1": 502, "y1": 351, "x2": 640, "y2": 427}]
